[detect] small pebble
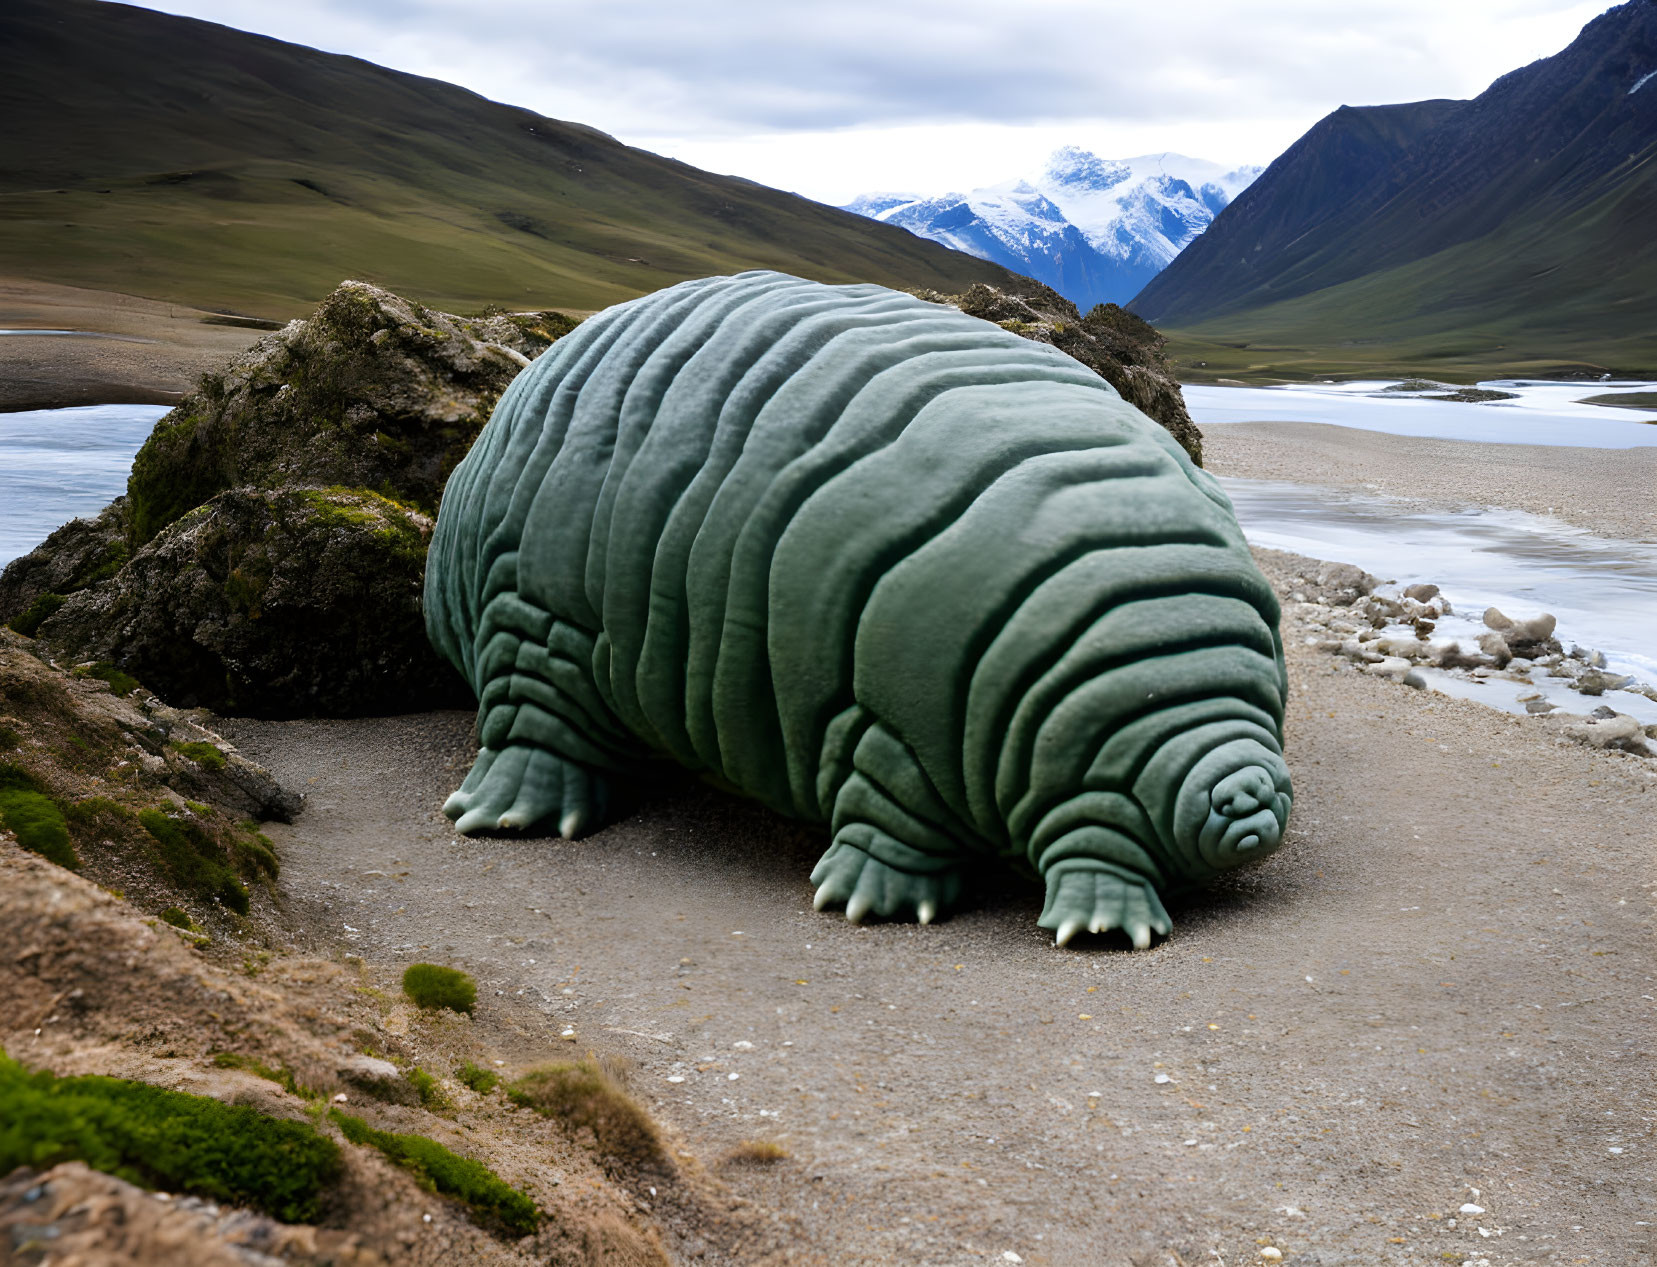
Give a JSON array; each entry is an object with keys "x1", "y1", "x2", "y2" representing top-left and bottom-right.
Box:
[
  {"x1": 666, "y1": 1075, "x2": 685, "y2": 1083},
  {"x1": 1003, "y1": 1254, "x2": 1023, "y2": 1264},
  {"x1": 733, "y1": 1040, "x2": 754, "y2": 1050},
  {"x1": 1460, "y1": 1202, "x2": 1484, "y2": 1215},
  {"x1": 1260, "y1": 1249, "x2": 1282, "y2": 1262},
  {"x1": 1154, "y1": 1073, "x2": 1172, "y2": 1084}
]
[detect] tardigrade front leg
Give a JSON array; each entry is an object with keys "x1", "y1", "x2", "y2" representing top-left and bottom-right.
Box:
[
  {"x1": 810, "y1": 721, "x2": 973, "y2": 925},
  {"x1": 1038, "y1": 859, "x2": 1172, "y2": 949}
]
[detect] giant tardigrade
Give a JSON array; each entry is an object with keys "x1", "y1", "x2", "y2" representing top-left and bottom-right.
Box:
[{"x1": 425, "y1": 271, "x2": 1291, "y2": 948}]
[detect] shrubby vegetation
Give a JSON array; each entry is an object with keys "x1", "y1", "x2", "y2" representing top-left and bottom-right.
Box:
[{"x1": 402, "y1": 962, "x2": 476, "y2": 1014}]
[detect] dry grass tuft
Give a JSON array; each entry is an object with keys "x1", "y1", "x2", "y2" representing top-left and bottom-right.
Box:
[
  {"x1": 507, "y1": 1062, "x2": 664, "y2": 1168},
  {"x1": 725, "y1": 1139, "x2": 788, "y2": 1165}
]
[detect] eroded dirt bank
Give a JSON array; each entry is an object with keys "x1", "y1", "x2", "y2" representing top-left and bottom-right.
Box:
[{"x1": 218, "y1": 554, "x2": 1657, "y2": 1267}]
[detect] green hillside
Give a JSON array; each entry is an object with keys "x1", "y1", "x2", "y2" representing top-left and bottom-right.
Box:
[
  {"x1": 0, "y1": 0, "x2": 1015, "y2": 318},
  {"x1": 1166, "y1": 164, "x2": 1657, "y2": 382},
  {"x1": 1138, "y1": 0, "x2": 1657, "y2": 381}
]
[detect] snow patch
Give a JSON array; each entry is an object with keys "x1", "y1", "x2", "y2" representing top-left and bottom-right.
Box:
[{"x1": 1630, "y1": 68, "x2": 1657, "y2": 95}]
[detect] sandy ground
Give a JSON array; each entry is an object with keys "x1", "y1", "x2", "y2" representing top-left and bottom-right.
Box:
[
  {"x1": 1205, "y1": 421, "x2": 1657, "y2": 543},
  {"x1": 0, "y1": 276, "x2": 262, "y2": 410},
  {"x1": 214, "y1": 545, "x2": 1657, "y2": 1267}
]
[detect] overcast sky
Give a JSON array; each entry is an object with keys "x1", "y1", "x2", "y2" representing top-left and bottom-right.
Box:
[{"x1": 133, "y1": 0, "x2": 1617, "y2": 203}]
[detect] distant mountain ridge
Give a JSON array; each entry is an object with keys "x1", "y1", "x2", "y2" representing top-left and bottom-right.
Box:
[
  {"x1": 844, "y1": 149, "x2": 1260, "y2": 310},
  {"x1": 0, "y1": 0, "x2": 1016, "y2": 317},
  {"x1": 1131, "y1": 0, "x2": 1657, "y2": 374}
]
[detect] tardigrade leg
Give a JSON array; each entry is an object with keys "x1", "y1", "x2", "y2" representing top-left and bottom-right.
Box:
[
  {"x1": 810, "y1": 827, "x2": 966, "y2": 925},
  {"x1": 1037, "y1": 859, "x2": 1171, "y2": 950},
  {"x1": 444, "y1": 745, "x2": 610, "y2": 838},
  {"x1": 447, "y1": 600, "x2": 638, "y2": 839},
  {"x1": 811, "y1": 723, "x2": 974, "y2": 924}
]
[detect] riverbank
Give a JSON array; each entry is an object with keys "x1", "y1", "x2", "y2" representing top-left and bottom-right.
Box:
[
  {"x1": 0, "y1": 276, "x2": 265, "y2": 411},
  {"x1": 1206, "y1": 419, "x2": 1657, "y2": 543}
]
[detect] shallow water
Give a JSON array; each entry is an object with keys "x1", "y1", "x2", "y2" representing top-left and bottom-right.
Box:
[
  {"x1": 0, "y1": 404, "x2": 167, "y2": 566},
  {"x1": 1221, "y1": 476, "x2": 1657, "y2": 717},
  {"x1": 1185, "y1": 378, "x2": 1657, "y2": 447}
]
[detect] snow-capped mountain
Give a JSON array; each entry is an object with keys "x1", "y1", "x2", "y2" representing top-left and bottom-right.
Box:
[{"x1": 843, "y1": 147, "x2": 1261, "y2": 310}]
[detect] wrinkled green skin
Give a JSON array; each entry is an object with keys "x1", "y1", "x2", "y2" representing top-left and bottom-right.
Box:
[{"x1": 426, "y1": 271, "x2": 1292, "y2": 948}]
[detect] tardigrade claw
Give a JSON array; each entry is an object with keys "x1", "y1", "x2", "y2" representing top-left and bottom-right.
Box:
[
  {"x1": 809, "y1": 837, "x2": 963, "y2": 927},
  {"x1": 1038, "y1": 863, "x2": 1170, "y2": 951}
]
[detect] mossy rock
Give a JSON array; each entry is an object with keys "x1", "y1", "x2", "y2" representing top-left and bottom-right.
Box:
[
  {"x1": 123, "y1": 282, "x2": 571, "y2": 547},
  {"x1": 37, "y1": 487, "x2": 467, "y2": 716},
  {"x1": 0, "y1": 501, "x2": 130, "y2": 628}
]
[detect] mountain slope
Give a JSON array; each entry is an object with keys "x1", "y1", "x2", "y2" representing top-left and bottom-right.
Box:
[
  {"x1": 0, "y1": 0, "x2": 1015, "y2": 317},
  {"x1": 1132, "y1": 0, "x2": 1657, "y2": 373},
  {"x1": 845, "y1": 150, "x2": 1258, "y2": 310}
]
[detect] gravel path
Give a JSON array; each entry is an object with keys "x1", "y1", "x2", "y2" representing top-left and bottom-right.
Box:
[
  {"x1": 1205, "y1": 421, "x2": 1657, "y2": 543},
  {"x1": 217, "y1": 565, "x2": 1657, "y2": 1266}
]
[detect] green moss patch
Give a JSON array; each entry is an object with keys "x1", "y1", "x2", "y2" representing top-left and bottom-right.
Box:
[
  {"x1": 234, "y1": 822, "x2": 280, "y2": 879},
  {"x1": 159, "y1": 906, "x2": 194, "y2": 929},
  {"x1": 0, "y1": 1050, "x2": 340, "y2": 1223},
  {"x1": 401, "y1": 963, "x2": 476, "y2": 1014},
  {"x1": 9, "y1": 593, "x2": 66, "y2": 638},
  {"x1": 74, "y1": 662, "x2": 142, "y2": 696},
  {"x1": 406, "y1": 1066, "x2": 450, "y2": 1110},
  {"x1": 138, "y1": 808, "x2": 250, "y2": 914},
  {"x1": 0, "y1": 766, "x2": 77, "y2": 870},
  {"x1": 171, "y1": 740, "x2": 227, "y2": 772},
  {"x1": 330, "y1": 1109, "x2": 537, "y2": 1238},
  {"x1": 457, "y1": 1061, "x2": 499, "y2": 1095},
  {"x1": 507, "y1": 1063, "x2": 663, "y2": 1168}
]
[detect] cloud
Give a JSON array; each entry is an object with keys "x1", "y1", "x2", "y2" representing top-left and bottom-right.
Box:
[
  {"x1": 136, "y1": 0, "x2": 1615, "y2": 135},
  {"x1": 130, "y1": 0, "x2": 1617, "y2": 198}
]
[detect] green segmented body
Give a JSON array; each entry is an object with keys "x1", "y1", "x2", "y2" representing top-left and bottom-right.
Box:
[{"x1": 426, "y1": 271, "x2": 1292, "y2": 947}]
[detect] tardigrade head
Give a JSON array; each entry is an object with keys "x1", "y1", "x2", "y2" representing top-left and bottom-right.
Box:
[{"x1": 1168, "y1": 738, "x2": 1292, "y2": 881}]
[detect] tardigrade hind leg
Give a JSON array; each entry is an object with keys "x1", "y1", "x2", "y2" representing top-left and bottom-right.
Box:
[
  {"x1": 1038, "y1": 859, "x2": 1172, "y2": 950},
  {"x1": 444, "y1": 746, "x2": 610, "y2": 838},
  {"x1": 811, "y1": 722, "x2": 974, "y2": 925}
]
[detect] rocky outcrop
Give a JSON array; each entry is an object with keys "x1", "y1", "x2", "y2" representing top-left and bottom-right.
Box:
[
  {"x1": 41, "y1": 488, "x2": 462, "y2": 716},
  {"x1": 913, "y1": 279, "x2": 1204, "y2": 464},
  {"x1": 124, "y1": 282, "x2": 576, "y2": 546},
  {"x1": 1, "y1": 282, "x2": 575, "y2": 717},
  {"x1": 0, "y1": 500, "x2": 129, "y2": 626}
]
